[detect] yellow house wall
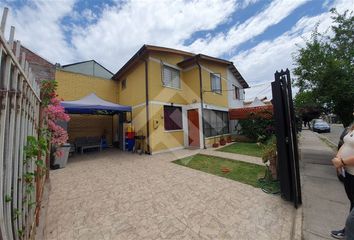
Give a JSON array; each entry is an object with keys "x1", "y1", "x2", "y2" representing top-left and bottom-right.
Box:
[
  {"x1": 56, "y1": 70, "x2": 119, "y2": 147},
  {"x1": 182, "y1": 67, "x2": 201, "y2": 104},
  {"x1": 148, "y1": 53, "x2": 189, "y2": 105},
  {"x1": 111, "y1": 52, "x2": 230, "y2": 153},
  {"x1": 68, "y1": 115, "x2": 113, "y2": 144},
  {"x1": 131, "y1": 105, "x2": 147, "y2": 136},
  {"x1": 200, "y1": 61, "x2": 228, "y2": 108},
  {"x1": 117, "y1": 61, "x2": 146, "y2": 107},
  {"x1": 56, "y1": 70, "x2": 118, "y2": 102},
  {"x1": 149, "y1": 104, "x2": 184, "y2": 152}
]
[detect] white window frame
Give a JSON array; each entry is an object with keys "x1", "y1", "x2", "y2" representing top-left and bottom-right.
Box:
[
  {"x1": 162, "y1": 65, "x2": 181, "y2": 89},
  {"x1": 210, "y1": 73, "x2": 221, "y2": 94}
]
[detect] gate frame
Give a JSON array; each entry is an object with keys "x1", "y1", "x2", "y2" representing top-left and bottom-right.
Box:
[{"x1": 271, "y1": 69, "x2": 302, "y2": 208}]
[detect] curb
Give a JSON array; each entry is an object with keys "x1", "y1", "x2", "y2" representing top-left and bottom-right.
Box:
[
  {"x1": 314, "y1": 132, "x2": 337, "y2": 147},
  {"x1": 291, "y1": 206, "x2": 303, "y2": 240}
]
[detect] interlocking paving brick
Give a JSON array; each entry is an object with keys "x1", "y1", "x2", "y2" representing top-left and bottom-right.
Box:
[{"x1": 45, "y1": 149, "x2": 294, "y2": 240}]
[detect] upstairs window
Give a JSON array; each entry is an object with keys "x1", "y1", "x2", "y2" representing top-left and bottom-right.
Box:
[
  {"x1": 164, "y1": 106, "x2": 183, "y2": 131},
  {"x1": 121, "y1": 79, "x2": 126, "y2": 90},
  {"x1": 234, "y1": 85, "x2": 240, "y2": 99},
  {"x1": 162, "y1": 65, "x2": 180, "y2": 89},
  {"x1": 210, "y1": 73, "x2": 221, "y2": 94}
]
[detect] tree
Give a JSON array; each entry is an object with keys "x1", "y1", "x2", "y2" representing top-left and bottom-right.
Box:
[
  {"x1": 294, "y1": 91, "x2": 321, "y2": 124},
  {"x1": 293, "y1": 9, "x2": 354, "y2": 127}
]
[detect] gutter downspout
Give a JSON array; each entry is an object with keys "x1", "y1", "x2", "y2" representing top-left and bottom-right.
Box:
[
  {"x1": 144, "y1": 58, "x2": 151, "y2": 154},
  {"x1": 197, "y1": 58, "x2": 206, "y2": 149}
]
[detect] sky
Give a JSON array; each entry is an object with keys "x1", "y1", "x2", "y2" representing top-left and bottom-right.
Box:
[{"x1": 1, "y1": 0, "x2": 353, "y2": 100}]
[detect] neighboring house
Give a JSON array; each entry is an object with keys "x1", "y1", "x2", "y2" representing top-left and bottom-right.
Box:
[
  {"x1": 55, "y1": 61, "x2": 119, "y2": 146},
  {"x1": 112, "y1": 45, "x2": 249, "y2": 154},
  {"x1": 20, "y1": 45, "x2": 55, "y2": 82},
  {"x1": 243, "y1": 96, "x2": 271, "y2": 107},
  {"x1": 60, "y1": 60, "x2": 114, "y2": 79},
  {"x1": 229, "y1": 96, "x2": 273, "y2": 121},
  {"x1": 227, "y1": 67, "x2": 247, "y2": 134}
]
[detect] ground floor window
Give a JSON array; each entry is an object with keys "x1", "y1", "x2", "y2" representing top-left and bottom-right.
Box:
[
  {"x1": 203, "y1": 109, "x2": 229, "y2": 137},
  {"x1": 164, "y1": 105, "x2": 183, "y2": 130}
]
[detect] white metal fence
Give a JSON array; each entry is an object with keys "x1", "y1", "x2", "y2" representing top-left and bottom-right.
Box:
[{"x1": 0, "y1": 7, "x2": 41, "y2": 240}]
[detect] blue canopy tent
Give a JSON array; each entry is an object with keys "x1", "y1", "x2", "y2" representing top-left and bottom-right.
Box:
[
  {"x1": 61, "y1": 93, "x2": 131, "y2": 114},
  {"x1": 61, "y1": 93, "x2": 131, "y2": 151}
]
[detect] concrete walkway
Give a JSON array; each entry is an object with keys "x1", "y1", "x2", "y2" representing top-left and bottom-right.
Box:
[
  {"x1": 45, "y1": 148, "x2": 295, "y2": 240},
  {"x1": 300, "y1": 129, "x2": 348, "y2": 240},
  {"x1": 201, "y1": 148, "x2": 263, "y2": 166}
]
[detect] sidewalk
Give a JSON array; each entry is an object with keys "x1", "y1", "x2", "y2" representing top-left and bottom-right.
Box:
[{"x1": 300, "y1": 129, "x2": 348, "y2": 239}]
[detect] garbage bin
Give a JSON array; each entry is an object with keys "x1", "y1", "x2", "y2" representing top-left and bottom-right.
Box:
[{"x1": 53, "y1": 143, "x2": 71, "y2": 168}]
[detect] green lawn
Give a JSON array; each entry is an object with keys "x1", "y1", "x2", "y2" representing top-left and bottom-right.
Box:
[
  {"x1": 217, "y1": 142, "x2": 263, "y2": 158},
  {"x1": 173, "y1": 154, "x2": 266, "y2": 188}
]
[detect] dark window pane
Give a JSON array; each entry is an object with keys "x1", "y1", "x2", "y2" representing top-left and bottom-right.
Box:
[
  {"x1": 164, "y1": 106, "x2": 182, "y2": 130},
  {"x1": 203, "y1": 109, "x2": 229, "y2": 137}
]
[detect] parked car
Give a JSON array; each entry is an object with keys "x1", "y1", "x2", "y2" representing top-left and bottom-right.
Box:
[{"x1": 311, "y1": 119, "x2": 331, "y2": 133}]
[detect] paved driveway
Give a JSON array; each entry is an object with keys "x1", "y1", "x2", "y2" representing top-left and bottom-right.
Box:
[{"x1": 45, "y1": 149, "x2": 294, "y2": 240}]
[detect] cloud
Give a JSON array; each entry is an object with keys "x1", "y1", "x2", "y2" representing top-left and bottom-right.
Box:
[
  {"x1": 185, "y1": 0, "x2": 308, "y2": 57},
  {"x1": 241, "y1": 0, "x2": 260, "y2": 9},
  {"x1": 71, "y1": 0, "x2": 238, "y2": 71},
  {"x1": 0, "y1": 0, "x2": 76, "y2": 64},
  {"x1": 232, "y1": 0, "x2": 354, "y2": 99}
]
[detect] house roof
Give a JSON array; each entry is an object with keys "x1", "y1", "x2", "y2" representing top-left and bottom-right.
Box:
[
  {"x1": 228, "y1": 64, "x2": 249, "y2": 88},
  {"x1": 112, "y1": 45, "x2": 194, "y2": 80},
  {"x1": 62, "y1": 60, "x2": 114, "y2": 75},
  {"x1": 112, "y1": 44, "x2": 249, "y2": 88},
  {"x1": 177, "y1": 54, "x2": 231, "y2": 68}
]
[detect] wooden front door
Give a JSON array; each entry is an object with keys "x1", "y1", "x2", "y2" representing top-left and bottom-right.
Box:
[{"x1": 187, "y1": 109, "x2": 200, "y2": 148}]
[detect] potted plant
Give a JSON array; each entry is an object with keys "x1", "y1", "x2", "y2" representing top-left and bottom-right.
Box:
[
  {"x1": 219, "y1": 134, "x2": 226, "y2": 146},
  {"x1": 212, "y1": 137, "x2": 219, "y2": 148},
  {"x1": 261, "y1": 135, "x2": 277, "y2": 179}
]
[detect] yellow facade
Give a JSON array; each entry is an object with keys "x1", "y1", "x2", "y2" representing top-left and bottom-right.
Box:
[
  {"x1": 57, "y1": 47, "x2": 234, "y2": 154},
  {"x1": 182, "y1": 67, "x2": 200, "y2": 104},
  {"x1": 200, "y1": 61, "x2": 228, "y2": 108},
  {"x1": 148, "y1": 59, "x2": 189, "y2": 105},
  {"x1": 149, "y1": 104, "x2": 184, "y2": 152},
  {"x1": 56, "y1": 69, "x2": 119, "y2": 146},
  {"x1": 68, "y1": 115, "x2": 114, "y2": 144},
  {"x1": 56, "y1": 70, "x2": 118, "y2": 102},
  {"x1": 131, "y1": 105, "x2": 147, "y2": 137},
  {"x1": 115, "y1": 51, "x2": 231, "y2": 153},
  {"x1": 117, "y1": 62, "x2": 146, "y2": 106}
]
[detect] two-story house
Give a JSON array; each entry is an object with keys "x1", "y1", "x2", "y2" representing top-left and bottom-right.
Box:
[{"x1": 112, "y1": 45, "x2": 248, "y2": 154}]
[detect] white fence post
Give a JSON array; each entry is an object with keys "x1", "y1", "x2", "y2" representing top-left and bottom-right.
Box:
[{"x1": 0, "y1": 7, "x2": 41, "y2": 240}]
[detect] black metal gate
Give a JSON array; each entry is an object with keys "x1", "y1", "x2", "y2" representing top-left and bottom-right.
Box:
[{"x1": 271, "y1": 69, "x2": 302, "y2": 208}]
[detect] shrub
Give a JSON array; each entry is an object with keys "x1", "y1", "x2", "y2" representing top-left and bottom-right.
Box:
[{"x1": 238, "y1": 110, "x2": 274, "y2": 143}]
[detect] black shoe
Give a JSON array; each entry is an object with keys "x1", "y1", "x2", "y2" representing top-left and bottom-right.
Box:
[{"x1": 331, "y1": 228, "x2": 345, "y2": 239}]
